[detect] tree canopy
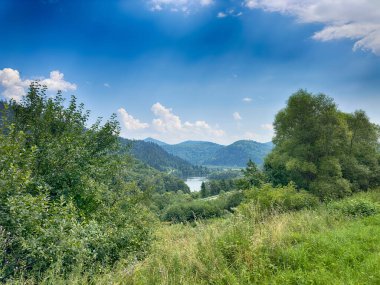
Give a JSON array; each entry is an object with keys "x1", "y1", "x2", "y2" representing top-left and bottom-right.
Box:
[{"x1": 265, "y1": 90, "x2": 380, "y2": 200}]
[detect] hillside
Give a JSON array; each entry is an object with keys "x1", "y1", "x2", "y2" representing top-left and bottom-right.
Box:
[
  {"x1": 204, "y1": 140, "x2": 273, "y2": 167},
  {"x1": 162, "y1": 140, "x2": 223, "y2": 165},
  {"x1": 120, "y1": 138, "x2": 208, "y2": 177},
  {"x1": 161, "y1": 139, "x2": 273, "y2": 167},
  {"x1": 144, "y1": 137, "x2": 168, "y2": 146}
]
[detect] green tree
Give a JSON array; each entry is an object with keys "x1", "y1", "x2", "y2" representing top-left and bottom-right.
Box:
[
  {"x1": 265, "y1": 90, "x2": 380, "y2": 200},
  {"x1": 0, "y1": 83, "x2": 155, "y2": 280},
  {"x1": 200, "y1": 182, "x2": 209, "y2": 198}
]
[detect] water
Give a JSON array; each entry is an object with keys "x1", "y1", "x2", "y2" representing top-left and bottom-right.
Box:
[{"x1": 184, "y1": 177, "x2": 207, "y2": 192}]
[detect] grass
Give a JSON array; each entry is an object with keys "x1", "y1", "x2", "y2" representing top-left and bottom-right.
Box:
[{"x1": 10, "y1": 189, "x2": 380, "y2": 284}]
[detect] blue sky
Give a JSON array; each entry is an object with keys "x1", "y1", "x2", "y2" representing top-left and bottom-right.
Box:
[{"x1": 1, "y1": 0, "x2": 379, "y2": 144}]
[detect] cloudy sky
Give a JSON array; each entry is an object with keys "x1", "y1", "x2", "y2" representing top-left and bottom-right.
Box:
[{"x1": 1, "y1": 0, "x2": 379, "y2": 144}]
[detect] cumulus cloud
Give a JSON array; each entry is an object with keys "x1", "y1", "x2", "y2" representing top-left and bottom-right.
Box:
[
  {"x1": 245, "y1": 0, "x2": 380, "y2": 55},
  {"x1": 118, "y1": 102, "x2": 225, "y2": 143},
  {"x1": 233, "y1": 112, "x2": 242, "y2": 120},
  {"x1": 151, "y1": 102, "x2": 225, "y2": 141},
  {"x1": 118, "y1": 108, "x2": 149, "y2": 130},
  {"x1": 0, "y1": 68, "x2": 77, "y2": 101},
  {"x1": 149, "y1": 0, "x2": 213, "y2": 12},
  {"x1": 242, "y1": 97, "x2": 252, "y2": 103}
]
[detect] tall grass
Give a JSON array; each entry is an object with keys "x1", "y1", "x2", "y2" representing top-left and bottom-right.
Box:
[{"x1": 10, "y1": 189, "x2": 380, "y2": 284}]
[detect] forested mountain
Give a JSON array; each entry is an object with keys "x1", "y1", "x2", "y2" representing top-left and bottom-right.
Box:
[
  {"x1": 144, "y1": 137, "x2": 168, "y2": 146},
  {"x1": 162, "y1": 140, "x2": 224, "y2": 165},
  {"x1": 120, "y1": 138, "x2": 208, "y2": 177},
  {"x1": 204, "y1": 140, "x2": 273, "y2": 167},
  {"x1": 159, "y1": 139, "x2": 273, "y2": 167},
  {"x1": 124, "y1": 157, "x2": 190, "y2": 194}
]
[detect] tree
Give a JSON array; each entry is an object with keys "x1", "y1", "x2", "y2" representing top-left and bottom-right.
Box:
[
  {"x1": 265, "y1": 90, "x2": 380, "y2": 200},
  {"x1": 0, "y1": 83, "x2": 155, "y2": 280},
  {"x1": 200, "y1": 182, "x2": 209, "y2": 198}
]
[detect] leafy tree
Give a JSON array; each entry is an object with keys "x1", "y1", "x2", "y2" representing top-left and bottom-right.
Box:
[
  {"x1": 200, "y1": 182, "x2": 209, "y2": 198},
  {"x1": 265, "y1": 90, "x2": 380, "y2": 200},
  {"x1": 0, "y1": 83, "x2": 155, "y2": 280},
  {"x1": 241, "y1": 159, "x2": 264, "y2": 188}
]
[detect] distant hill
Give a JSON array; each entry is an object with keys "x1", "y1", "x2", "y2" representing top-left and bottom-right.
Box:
[
  {"x1": 120, "y1": 138, "x2": 208, "y2": 178},
  {"x1": 204, "y1": 140, "x2": 273, "y2": 167},
  {"x1": 143, "y1": 137, "x2": 168, "y2": 146},
  {"x1": 162, "y1": 141, "x2": 224, "y2": 165},
  {"x1": 159, "y1": 139, "x2": 273, "y2": 167}
]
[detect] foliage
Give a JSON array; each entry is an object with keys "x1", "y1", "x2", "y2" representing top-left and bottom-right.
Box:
[
  {"x1": 124, "y1": 158, "x2": 191, "y2": 194},
  {"x1": 265, "y1": 90, "x2": 380, "y2": 200},
  {"x1": 329, "y1": 197, "x2": 379, "y2": 217},
  {"x1": 200, "y1": 179, "x2": 237, "y2": 198},
  {"x1": 0, "y1": 84, "x2": 155, "y2": 281},
  {"x1": 244, "y1": 183, "x2": 320, "y2": 212},
  {"x1": 162, "y1": 191, "x2": 244, "y2": 223},
  {"x1": 235, "y1": 159, "x2": 265, "y2": 190}
]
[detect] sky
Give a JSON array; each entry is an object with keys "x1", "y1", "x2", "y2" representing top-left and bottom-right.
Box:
[{"x1": 0, "y1": 0, "x2": 379, "y2": 144}]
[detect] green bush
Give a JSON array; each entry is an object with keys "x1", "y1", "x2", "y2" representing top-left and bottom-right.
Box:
[
  {"x1": 162, "y1": 191, "x2": 244, "y2": 223},
  {"x1": 245, "y1": 183, "x2": 320, "y2": 211},
  {"x1": 329, "y1": 198, "x2": 379, "y2": 217}
]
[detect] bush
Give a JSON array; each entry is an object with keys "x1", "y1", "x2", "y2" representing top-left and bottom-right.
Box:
[
  {"x1": 329, "y1": 198, "x2": 379, "y2": 217},
  {"x1": 162, "y1": 191, "x2": 244, "y2": 223},
  {"x1": 245, "y1": 183, "x2": 320, "y2": 212}
]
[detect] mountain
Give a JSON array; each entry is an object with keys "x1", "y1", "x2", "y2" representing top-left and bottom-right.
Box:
[
  {"x1": 204, "y1": 140, "x2": 273, "y2": 167},
  {"x1": 162, "y1": 141, "x2": 224, "y2": 165},
  {"x1": 160, "y1": 139, "x2": 273, "y2": 167},
  {"x1": 143, "y1": 137, "x2": 168, "y2": 146},
  {"x1": 120, "y1": 138, "x2": 208, "y2": 177}
]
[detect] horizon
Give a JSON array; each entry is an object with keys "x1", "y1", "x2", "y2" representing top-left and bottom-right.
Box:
[
  {"x1": 139, "y1": 136, "x2": 274, "y2": 145},
  {"x1": 1, "y1": 0, "x2": 379, "y2": 144}
]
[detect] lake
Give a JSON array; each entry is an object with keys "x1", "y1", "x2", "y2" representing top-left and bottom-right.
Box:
[{"x1": 184, "y1": 177, "x2": 208, "y2": 192}]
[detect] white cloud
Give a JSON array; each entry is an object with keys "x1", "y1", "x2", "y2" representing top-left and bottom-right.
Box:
[
  {"x1": 0, "y1": 68, "x2": 76, "y2": 101},
  {"x1": 245, "y1": 0, "x2": 380, "y2": 55},
  {"x1": 151, "y1": 102, "x2": 225, "y2": 142},
  {"x1": 233, "y1": 112, "x2": 242, "y2": 120},
  {"x1": 242, "y1": 97, "x2": 252, "y2": 102},
  {"x1": 118, "y1": 108, "x2": 149, "y2": 130},
  {"x1": 217, "y1": 12, "x2": 227, "y2": 18},
  {"x1": 149, "y1": 0, "x2": 212, "y2": 13},
  {"x1": 104, "y1": 83, "x2": 110, "y2": 88},
  {"x1": 39, "y1": 71, "x2": 77, "y2": 92},
  {"x1": 260, "y1": 123, "x2": 273, "y2": 131}
]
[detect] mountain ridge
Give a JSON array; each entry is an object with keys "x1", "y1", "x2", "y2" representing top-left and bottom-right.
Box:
[{"x1": 138, "y1": 137, "x2": 274, "y2": 167}]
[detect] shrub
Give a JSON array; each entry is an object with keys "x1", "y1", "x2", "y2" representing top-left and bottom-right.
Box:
[
  {"x1": 245, "y1": 183, "x2": 320, "y2": 212},
  {"x1": 329, "y1": 198, "x2": 379, "y2": 217}
]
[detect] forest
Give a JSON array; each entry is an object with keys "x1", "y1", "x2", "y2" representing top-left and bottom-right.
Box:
[{"x1": 0, "y1": 85, "x2": 379, "y2": 284}]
